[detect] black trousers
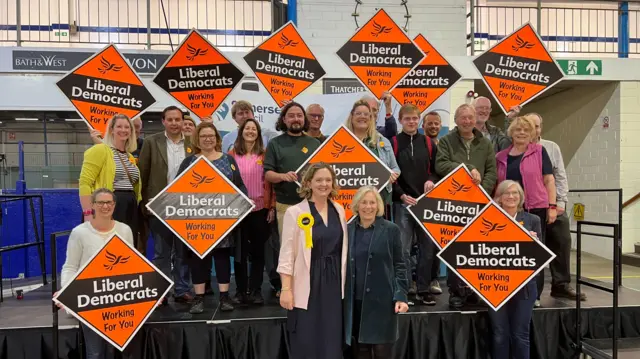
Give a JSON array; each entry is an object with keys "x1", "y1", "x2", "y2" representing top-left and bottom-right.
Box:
[
  {"x1": 236, "y1": 209, "x2": 270, "y2": 292},
  {"x1": 190, "y1": 247, "x2": 232, "y2": 285},
  {"x1": 264, "y1": 212, "x2": 282, "y2": 291},
  {"x1": 112, "y1": 190, "x2": 138, "y2": 243},
  {"x1": 526, "y1": 208, "x2": 548, "y2": 300},
  {"x1": 545, "y1": 212, "x2": 572, "y2": 288},
  {"x1": 350, "y1": 300, "x2": 394, "y2": 359}
]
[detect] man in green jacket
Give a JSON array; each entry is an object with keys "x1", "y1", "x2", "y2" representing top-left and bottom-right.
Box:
[{"x1": 435, "y1": 103, "x2": 497, "y2": 309}]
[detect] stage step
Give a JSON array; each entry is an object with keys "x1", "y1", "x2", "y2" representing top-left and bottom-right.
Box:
[
  {"x1": 621, "y1": 252, "x2": 640, "y2": 268},
  {"x1": 635, "y1": 242, "x2": 640, "y2": 254},
  {"x1": 581, "y1": 337, "x2": 640, "y2": 359}
]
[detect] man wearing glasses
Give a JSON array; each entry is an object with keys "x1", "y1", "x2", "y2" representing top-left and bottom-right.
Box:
[
  {"x1": 473, "y1": 96, "x2": 520, "y2": 153},
  {"x1": 305, "y1": 104, "x2": 327, "y2": 143}
]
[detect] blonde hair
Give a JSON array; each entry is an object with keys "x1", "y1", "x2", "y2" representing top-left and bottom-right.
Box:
[
  {"x1": 345, "y1": 99, "x2": 379, "y2": 148},
  {"x1": 351, "y1": 186, "x2": 385, "y2": 217},
  {"x1": 103, "y1": 114, "x2": 137, "y2": 153},
  {"x1": 297, "y1": 163, "x2": 340, "y2": 200},
  {"x1": 398, "y1": 103, "x2": 420, "y2": 121},
  {"x1": 507, "y1": 116, "x2": 535, "y2": 140},
  {"x1": 494, "y1": 180, "x2": 525, "y2": 211}
]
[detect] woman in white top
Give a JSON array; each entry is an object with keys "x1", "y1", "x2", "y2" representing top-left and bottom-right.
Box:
[{"x1": 56, "y1": 188, "x2": 134, "y2": 359}]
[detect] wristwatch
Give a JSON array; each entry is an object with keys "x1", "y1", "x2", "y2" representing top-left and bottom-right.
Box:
[{"x1": 549, "y1": 203, "x2": 557, "y2": 209}]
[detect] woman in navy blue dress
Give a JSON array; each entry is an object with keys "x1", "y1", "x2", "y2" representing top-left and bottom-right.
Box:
[{"x1": 277, "y1": 163, "x2": 349, "y2": 359}]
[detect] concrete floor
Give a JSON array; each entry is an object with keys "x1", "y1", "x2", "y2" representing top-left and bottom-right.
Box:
[{"x1": 571, "y1": 250, "x2": 640, "y2": 291}]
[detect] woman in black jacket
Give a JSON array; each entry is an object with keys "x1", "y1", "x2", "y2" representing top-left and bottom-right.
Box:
[
  {"x1": 489, "y1": 179, "x2": 542, "y2": 359},
  {"x1": 177, "y1": 122, "x2": 248, "y2": 314},
  {"x1": 344, "y1": 185, "x2": 409, "y2": 358}
]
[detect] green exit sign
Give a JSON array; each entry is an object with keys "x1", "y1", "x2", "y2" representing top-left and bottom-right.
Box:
[
  {"x1": 557, "y1": 60, "x2": 602, "y2": 76},
  {"x1": 54, "y1": 31, "x2": 68, "y2": 36}
]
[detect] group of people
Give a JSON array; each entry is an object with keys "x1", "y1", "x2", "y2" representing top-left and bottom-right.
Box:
[{"x1": 59, "y1": 91, "x2": 584, "y2": 359}]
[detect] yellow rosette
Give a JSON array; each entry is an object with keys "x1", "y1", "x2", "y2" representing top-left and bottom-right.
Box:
[{"x1": 297, "y1": 213, "x2": 314, "y2": 248}]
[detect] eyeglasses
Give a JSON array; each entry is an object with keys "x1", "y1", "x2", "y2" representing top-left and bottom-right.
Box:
[
  {"x1": 475, "y1": 106, "x2": 491, "y2": 111},
  {"x1": 353, "y1": 111, "x2": 371, "y2": 118},
  {"x1": 308, "y1": 114, "x2": 324, "y2": 119},
  {"x1": 503, "y1": 191, "x2": 520, "y2": 197},
  {"x1": 94, "y1": 201, "x2": 115, "y2": 207}
]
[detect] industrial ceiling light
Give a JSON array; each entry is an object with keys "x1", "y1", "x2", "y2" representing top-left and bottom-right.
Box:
[
  {"x1": 15, "y1": 118, "x2": 39, "y2": 121},
  {"x1": 352, "y1": 0, "x2": 411, "y2": 32}
]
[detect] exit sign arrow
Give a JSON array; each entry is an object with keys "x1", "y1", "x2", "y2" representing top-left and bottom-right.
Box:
[
  {"x1": 586, "y1": 61, "x2": 599, "y2": 75},
  {"x1": 557, "y1": 59, "x2": 602, "y2": 76}
]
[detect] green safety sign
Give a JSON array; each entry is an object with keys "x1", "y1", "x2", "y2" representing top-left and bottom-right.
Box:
[{"x1": 557, "y1": 60, "x2": 602, "y2": 76}]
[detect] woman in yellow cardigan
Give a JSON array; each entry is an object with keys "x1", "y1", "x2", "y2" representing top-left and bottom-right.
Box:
[{"x1": 78, "y1": 114, "x2": 141, "y2": 245}]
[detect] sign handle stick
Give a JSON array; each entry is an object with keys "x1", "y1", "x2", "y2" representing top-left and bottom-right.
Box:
[{"x1": 159, "y1": 0, "x2": 174, "y2": 51}]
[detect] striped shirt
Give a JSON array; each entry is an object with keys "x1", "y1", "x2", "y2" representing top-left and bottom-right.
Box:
[
  {"x1": 112, "y1": 148, "x2": 140, "y2": 190},
  {"x1": 166, "y1": 132, "x2": 186, "y2": 183},
  {"x1": 232, "y1": 153, "x2": 265, "y2": 211}
]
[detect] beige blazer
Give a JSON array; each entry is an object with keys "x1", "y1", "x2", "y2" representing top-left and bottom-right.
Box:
[{"x1": 277, "y1": 199, "x2": 349, "y2": 310}]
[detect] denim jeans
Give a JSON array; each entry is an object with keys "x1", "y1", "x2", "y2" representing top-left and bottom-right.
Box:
[
  {"x1": 81, "y1": 323, "x2": 112, "y2": 359},
  {"x1": 487, "y1": 281, "x2": 537, "y2": 359},
  {"x1": 150, "y1": 217, "x2": 192, "y2": 297},
  {"x1": 394, "y1": 203, "x2": 436, "y2": 294}
]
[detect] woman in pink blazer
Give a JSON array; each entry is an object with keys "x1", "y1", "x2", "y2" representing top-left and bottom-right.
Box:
[{"x1": 277, "y1": 162, "x2": 348, "y2": 359}]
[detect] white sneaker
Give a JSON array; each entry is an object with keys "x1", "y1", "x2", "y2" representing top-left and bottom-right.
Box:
[
  {"x1": 429, "y1": 279, "x2": 442, "y2": 294},
  {"x1": 534, "y1": 300, "x2": 541, "y2": 308}
]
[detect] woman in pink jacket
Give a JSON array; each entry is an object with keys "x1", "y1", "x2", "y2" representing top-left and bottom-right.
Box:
[
  {"x1": 277, "y1": 162, "x2": 348, "y2": 359},
  {"x1": 495, "y1": 115, "x2": 556, "y2": 307}
]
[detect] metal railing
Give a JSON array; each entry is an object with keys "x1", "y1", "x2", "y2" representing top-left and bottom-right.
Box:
[
  {"x1": 0, "y1": 0, "x2": 274, "y2": 49},
  {"x1": 568, "y1": 188, "x2": 623, "y2": 286},
  {"x1": 467, "y1": 1, "x2": 639, "y2": 57},
  {"x1": 0, "y1": 194, "x2": 47, "y2": 302},
  {"x1": 574, "y1": 221, "x2": 621, "y2": 359}
]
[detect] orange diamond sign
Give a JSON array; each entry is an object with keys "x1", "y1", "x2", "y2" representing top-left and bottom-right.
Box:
[
  {"x1": 146, "y1": 156, "x2": 255, "y2": 258},
  {"x1": 153, "y1": 29, "x2": 244, "y2": 119},
  {"x1": 437, "y1": 202, "x2": 556, "y2": 311},
  {"x1": 391, "y1": 34, "x2": 462, "y2": 113},
  {"x1": 407, "y1": 164, "x2": 491, "y2": 249},
  {"x1": 336, "y1": 9, "x2": 425, "y2": 99},
  {"x1": 56, "y1": 44, "x2": 156, "y2": 135},
  {"x1": 472, "y1": 23, "x2": 564, "y2": 114},
  {"x1": 244, "y1": 21, "x2": 325, "y2": 107},
  {"x1": 53, "y1": 234, "x2": 173, "y2": 351},
  {"x1": 295, "y1": 125, "x2": 392, "y2": 222}
]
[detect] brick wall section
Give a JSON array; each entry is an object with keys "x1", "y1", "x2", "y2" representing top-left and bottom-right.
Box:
[
  {"x1": 296, "y1": 0, "x2": 467, "y2": 57},
  {"x1": 620, "y1": 82, "x2": 640, "y2": 253},
  {"x1": 509, "y1": 83, "x2": 621, "y2": 259}
]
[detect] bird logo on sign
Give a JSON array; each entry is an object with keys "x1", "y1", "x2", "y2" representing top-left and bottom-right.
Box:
[
  {"x1": 448, "y1": 178, "x2": 472, "y2": 196},
  {"x1": 103, "y1": 250, "x2": 130, "y2": 271},
  {"x1": 480, "y1": 218, "x2": 507, "y2": 236},
  {"x1": 190, "y1": 171, "x2": 215, "y2": 188},
  {"x1": 278, "y1": 33, "x2": 299, "y2": 49},
  {"x1": 186, "y1": 44, "x2": 209, "y2": 61},
  {"x1": 331, "y1": 140, "x2": 355, "y2": 158},
  {"x1": 98, "y1": 57, "x2": 122, "y2": 74},
  {"x1": 370, "y1": 21, "x2": 392, "y2": 37},
  {"x1": 512, "y1": 35, "x2": 535, "y2": 52}
]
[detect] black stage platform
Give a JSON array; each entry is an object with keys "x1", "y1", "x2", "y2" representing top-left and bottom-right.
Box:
[{"x1": 1, "y1": 274, "x2": 639, "y2": 359}]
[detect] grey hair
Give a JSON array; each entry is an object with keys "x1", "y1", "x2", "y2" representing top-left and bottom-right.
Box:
[
  {"x1": 91, "y1": 188, "x2": 116, "y2": 204},
  {"x1": 494, "y1": 180, "x2": 525, "y2": 211},
  {"x1": 351, "y1": 186, "x2": 385, "y2": 217}
]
